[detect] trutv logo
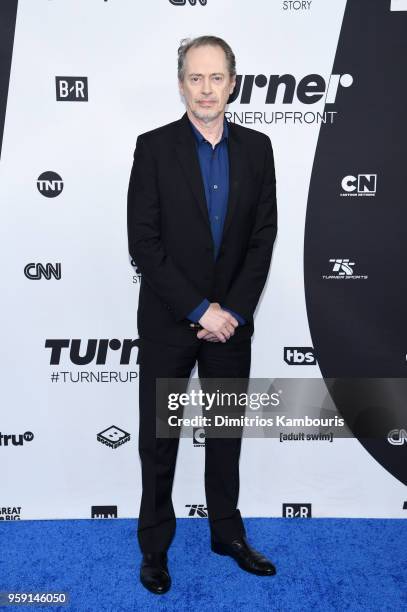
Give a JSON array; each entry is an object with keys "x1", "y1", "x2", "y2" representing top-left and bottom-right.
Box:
[
  {"x1": 228, "y1": 73, "x2": 353, "y2": 105},
  {"x1": 0, "y1": 431, "x2": 34, "y2": 447}
]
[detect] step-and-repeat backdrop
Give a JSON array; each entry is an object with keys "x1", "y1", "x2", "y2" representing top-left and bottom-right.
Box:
[{"x1": 1, "y1": 0, "x2": 406, "y2": 522}]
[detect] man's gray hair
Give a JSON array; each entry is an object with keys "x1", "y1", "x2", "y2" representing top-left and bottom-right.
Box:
[{"x1": 177, "y1": 35, "x2": 236, "y2": 82}]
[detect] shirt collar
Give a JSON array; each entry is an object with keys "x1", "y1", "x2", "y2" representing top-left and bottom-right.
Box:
[{"x1": 188, "y1": 115, "x2": 229, "y2": 146}]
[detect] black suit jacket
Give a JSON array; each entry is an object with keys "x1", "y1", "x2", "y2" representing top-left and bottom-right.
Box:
[{"x1": 127, "y1": 111, "x2": 277, "y2": 346}]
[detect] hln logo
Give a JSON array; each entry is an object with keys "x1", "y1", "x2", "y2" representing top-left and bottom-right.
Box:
[
  {"x1": 37, "y1": 171, "x2": 64, "y2": 197},
  {"x1": 24, "y1": 263, "x2": 61, "y2": 280},
  {"x1": 284, "y1": 347, "x2": 316, "y2": 365},
  {"x1": 186, "y1": 504, "x2": 208, "y2": 517},
  {"x1": 91, "y1": 505, "x2": 118, "y2": 519},
  {"x1": 283, "y1": 504, "x2": 312, "y2": 518},
  {"x1": 56, "y1": 76, "x2": 88, "y2": 101},
  {"x1": 193, "y1": 427, "x2": 205, "y2": 446}
]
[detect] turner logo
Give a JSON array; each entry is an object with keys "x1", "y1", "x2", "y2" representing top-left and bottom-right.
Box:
[
  {"x1": 0, "y1": 431, "x2": 34, "y2": 447},
  {"x1": 97, "y1": 426, "x2": 130, "y2": 449},
  {"x1": 37, "y1": 172, "x2": 64, "y2": 197},
  {"x1": 387, "y1": 429, "x2": 407, "y2": 445},
  {"x1": 341, "y1": 174, "x2": 377, "y2": 197},
  {"x1": 24, "y1": 263, "x2": 61, "y2": 280},
  {"x1": 91, "y1": 505, "x2": 118, "y2": 518},
  {"x1": 283, "y1": 503, "x2": 312, "y2": 518},
  {"x1": 45, "y1": 339, "x2": 140, "y2": 365},
  {"x1": 185, "y1": 504, "x2": 208, "y2": 517},
  {"x1": 56, "y1": 77, "x2": 88, "y2": 101},
  {"x1": 284, "y1": 347, "x2": 316, "y2": 365},
  {"x1": 228, "y1": 73, "x2": 353, "y2": 105},
  {"x1": 322, "y1": 259, "x2": 368, "y2": 280}
]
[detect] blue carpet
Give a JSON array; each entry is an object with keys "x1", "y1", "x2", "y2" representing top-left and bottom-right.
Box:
[{"x1": 0, "y1": 518, "x2": 406, "y2": 611}]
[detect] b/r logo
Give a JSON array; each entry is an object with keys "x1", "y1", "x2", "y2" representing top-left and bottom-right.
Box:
[{"x1": 56, "y1": 77, "x2": 88, "y2": 101}]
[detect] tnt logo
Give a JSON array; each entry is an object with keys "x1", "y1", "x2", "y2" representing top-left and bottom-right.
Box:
[
  {"x1": 56, "y1": 76, "x2": 88, "y2": 101},
  {"x1": 24, "y1": 263, "x2": 61, "y2": 280},
  {"x1": 193, "y1": 427, "x2": 205, "y2": 447},
  {"x1": 284, "y1": 347, "x2": 316, "y2": 365},
  {"x1": 341, "y1": 174, "x2": 377, "y2": 197},
  {"x1": 387, "y1": 429, "x2": 407, "y2": 445},
  {"x1": 185, "y1": 504, "x2": 208, "y2": 517},
  {"x1": 283, "y1": 503, "x2": 312, "y2": 518},
  {"x1": 91, "y1": 505, "x2": 118, "y2": 518},
  {"x1": 37, "y1": 171, "x2": 64, "y2": 197},
  {"x1": 97, "y1": 426, "x2": 130, "y2": 449}
]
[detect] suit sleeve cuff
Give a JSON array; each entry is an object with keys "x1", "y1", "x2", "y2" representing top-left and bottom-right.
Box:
[
  {"x1": 187, "y1": 298, "x2": 211, "y2": 323},
  {"x1": 222, "y1": 307, "x2": 246, "y2": 325}
]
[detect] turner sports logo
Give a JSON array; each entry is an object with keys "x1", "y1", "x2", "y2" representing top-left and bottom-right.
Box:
[
  {"x1": 45, "y1": 339, "x2": 140, "y2": 365},
  {"x1": 340, "y1": 174, "x2": 377, "y2": 197},
  {"x1": 185, "y1": 504, "x2": 208, "y2": 517},
  {"x1": 322, "y1": 259, "x2": 368, "y2": 280},
  {"x1": 24, "y1": 263, "x2": 61, "y2": 280},
  {"x1": 0, "y1": 431, "x2": 34, "y2": 447},
  {"x1": 37, "y1": 172, "x2": 63, "y2": 197}
]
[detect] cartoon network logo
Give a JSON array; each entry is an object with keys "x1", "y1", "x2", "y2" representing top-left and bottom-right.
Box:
[{"x1": 341, "y1": 174, "x2": 377, "y2": 197}]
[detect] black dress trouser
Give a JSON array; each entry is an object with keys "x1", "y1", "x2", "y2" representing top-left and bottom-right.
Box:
[{"x1": 137, "y1": 335, "x2": 251, "y2": 553}]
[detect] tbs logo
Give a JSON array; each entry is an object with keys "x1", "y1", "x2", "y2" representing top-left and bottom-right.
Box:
[
  {"x1": 341, "y1": 174, "x2": 377, "y2": 197},
  {"x1": 283, "y1": 503, "x2": 312, "y2": 518},
  {"x1": 56, "y1": 77, "x2": 88, "y2": 101},
  {"x1": 284, "y1": 347, "x2": 316, "y2": 365}
]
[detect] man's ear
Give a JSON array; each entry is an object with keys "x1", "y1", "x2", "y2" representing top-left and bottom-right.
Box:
[{"x1": 178, "y1": 78, "x2": 184, "y2": 97}]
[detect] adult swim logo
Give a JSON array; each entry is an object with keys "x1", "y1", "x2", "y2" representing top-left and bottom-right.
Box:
[
  {"x1": 37, "y1": 172, "x2": 63, "y2": 197},
  {"x1": 0, "y1": 431, "x2": 34, "y2": 447},
  {"x1": 341, "y1": 174, "x2": 377, "y2": 197},
  {"x1": 97, "y1": 426, "x2": 130, "y2": 449},
  {"x1": 45, "y1": 339, "x2": 140, "y2": 384},
  {"x1": 226, "y1": 72, "x2": 353, "y2": 126},
  {"x1": 322, "y1": 259, "x2": 368, "y2": 280},
  {"x1": 24, "y1": 263, "x2": 61, "y2": 280},
  {"x1": 130, "y1": 258, "x2": 142, "y2": 284},
  {"x1": 56, "y1": 77, "x2": 88, "y2": 101}
]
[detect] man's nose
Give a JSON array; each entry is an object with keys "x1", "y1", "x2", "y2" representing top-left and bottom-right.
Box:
[{"x1": 201, "y1": 78, "x2": 213, "y2": 94}]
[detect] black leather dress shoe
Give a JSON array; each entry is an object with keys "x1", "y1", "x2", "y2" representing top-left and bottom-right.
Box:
[
  {"x1": 140, "y1": 552, "x2": 171, "y2": 594},
  {"x1": 211, "y1": 535, "x2": 277, "y2": 576}
]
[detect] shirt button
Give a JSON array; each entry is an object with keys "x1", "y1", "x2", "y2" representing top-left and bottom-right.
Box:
[{"x1": 213, "y1": 184, "x2": 218, "y2": 190}]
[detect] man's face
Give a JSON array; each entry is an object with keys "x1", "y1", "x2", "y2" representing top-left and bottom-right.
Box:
[{"x1": 178, "y1": 44, "x2": 236, "y2": 124}]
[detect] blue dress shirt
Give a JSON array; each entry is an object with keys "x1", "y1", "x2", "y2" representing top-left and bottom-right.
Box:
[{"x1": 186, "y1": 116, "x2": 246, "y2": 326}]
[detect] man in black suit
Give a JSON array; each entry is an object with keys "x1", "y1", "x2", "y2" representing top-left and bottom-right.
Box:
[{"x1": 127, "y1": 35, "x2": 277, "y2": 594}]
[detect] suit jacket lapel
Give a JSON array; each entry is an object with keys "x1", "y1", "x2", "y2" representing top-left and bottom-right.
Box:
[{"x1": 174, "y1": 111, "x2": 244, "y2": 245}]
